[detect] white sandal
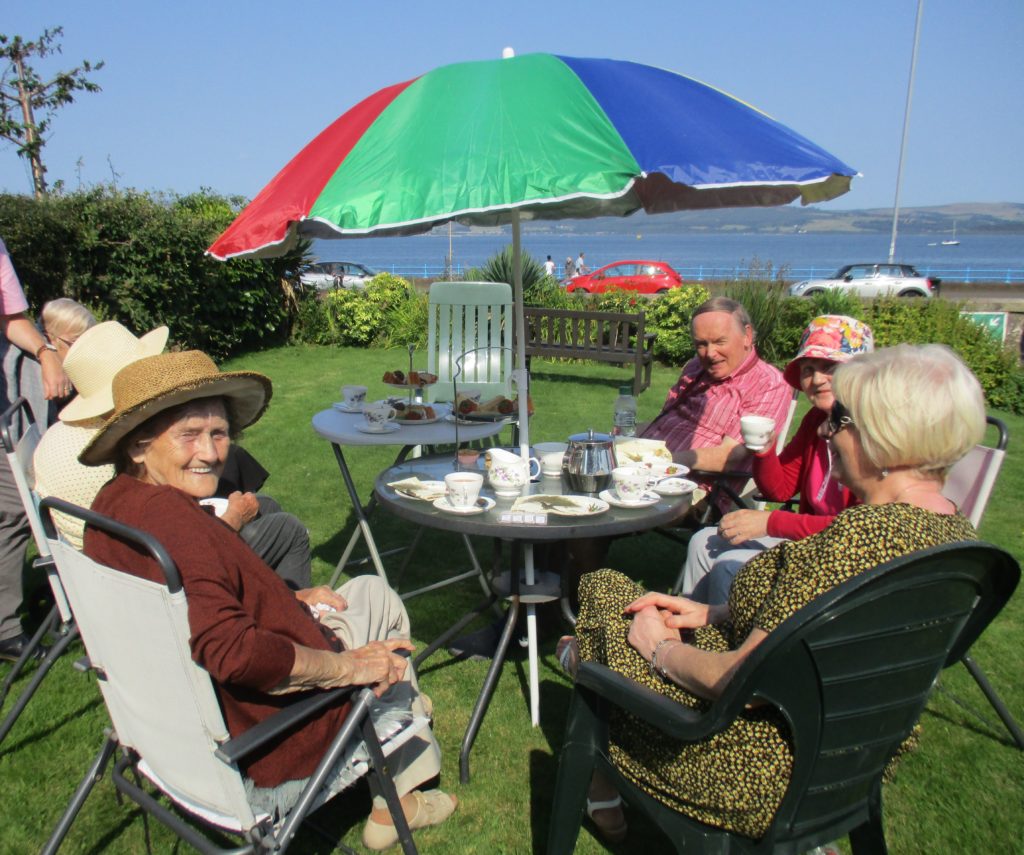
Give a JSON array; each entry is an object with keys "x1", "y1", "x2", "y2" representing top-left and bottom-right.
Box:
[{"x1": 586, "y1": 794, "x2": 627, "y2": 843}]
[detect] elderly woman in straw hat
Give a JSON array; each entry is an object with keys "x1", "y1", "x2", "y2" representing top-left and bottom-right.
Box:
[
  {"x1": 79, "y1": 350, "x2": 456, "y2": 850},
  {"x1": 676, "y1": 315, "x2": 874, "y2": 604},
  {"x1": 36, "y1": 323, "x2": 312, "y2": 591}
]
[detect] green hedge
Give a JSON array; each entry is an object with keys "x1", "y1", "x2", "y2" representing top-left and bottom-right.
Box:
[{"x1": 0, "y1": 188, "x2": 307, "y2": 359}]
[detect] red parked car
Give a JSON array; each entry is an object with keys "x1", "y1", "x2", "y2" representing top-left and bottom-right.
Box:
[{"x1": 564, "y1": 259, "x2": 684, "y2": 294}]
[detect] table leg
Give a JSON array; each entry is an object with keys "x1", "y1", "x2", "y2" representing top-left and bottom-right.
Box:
[
  {"x1": 328, "y1": 443, "x2": 389, "y2": 586},
  {"x1": 459, "y1": 593, "x2": 520, "y2": 785},
  {"x1": 523, "y1": 545, "x2": 541, "y2": 727}
]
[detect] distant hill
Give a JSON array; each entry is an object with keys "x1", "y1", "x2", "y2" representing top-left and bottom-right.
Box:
[{"x1": 462, "y1": 202, "x2": 1024, "y2": 236}]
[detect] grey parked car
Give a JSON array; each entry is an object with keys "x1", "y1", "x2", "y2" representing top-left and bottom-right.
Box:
[
  {"x1": 789, "y1": 263, "x2": 940, "y2": 299},
  {"x1": 299, "y1": 261, "x2": 379, "y2": 291}
]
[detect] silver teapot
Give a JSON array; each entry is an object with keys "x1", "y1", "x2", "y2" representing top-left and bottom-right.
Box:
[{"x1": 563, "y1": 429, "x2": 617, "y2": 493}]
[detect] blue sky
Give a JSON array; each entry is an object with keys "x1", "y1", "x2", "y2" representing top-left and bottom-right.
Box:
[{"x1": 3, "y1": 0, "x2": 1022, "y2": 210}]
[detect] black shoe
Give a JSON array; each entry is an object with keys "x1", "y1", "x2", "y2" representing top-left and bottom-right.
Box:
[
  {"x1": 0, "y1": 633, "x2": 49, "y2": 663},
  {"x1": 447, "y1": 620, "x2": 504, "y2": 661}
]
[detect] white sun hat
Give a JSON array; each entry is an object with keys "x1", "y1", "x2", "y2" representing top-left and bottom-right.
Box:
[{"x1": 59, "y1": 321, "x2": 170, "y2": 422}]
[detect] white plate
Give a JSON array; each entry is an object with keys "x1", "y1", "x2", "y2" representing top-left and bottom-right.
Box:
[
  {"x1": 511, "y1": 494, "x2": 609, "y2": 517},
  {"x1": 394, "y1": 403, "x2": 451, "y2": 425},
  {"x1": 333, "y1": 402, "x2": 364, "y2": 413},
  {"x1": 433, "y1": 496, "x2": 496, "y2": 515},
  {"x1": 598, "y1": 489, "x2": 661, "y2": 509},
  {"x1": 646, "y1": 462, "x2": 690, "y2": 480},
  {"x1": 653, "y1": 477, "x2": 698, "y2": 496},
  {"x1": 394, "y1": 481, "x2": 447, "y2": 501},
  {"x1": 356, "y1": 422, "x2": 401, "y2": 434}
]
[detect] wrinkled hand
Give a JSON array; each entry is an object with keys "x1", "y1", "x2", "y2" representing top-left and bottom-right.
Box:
[
  {"x1": 626, "y1": 604, "x2": 680, "y2": 661},
  {"x1": 295, "y1": 585, "x2": 348, "y2": 616},
  {"x1": 221, "y1": 491, "x2": 260, "y2": 531},
  {"x1": 338, "y1": 639, "x2": 414, "y2": 696},
  {"x1": 625, "y1": 591, "x2": 711, "y2": 630},
  {"x1": 39, "y1": 355, "x2": 71, "y2": 400},
  {"x1": 717, "y1": 509, "x2": 771, "y2": 546}
]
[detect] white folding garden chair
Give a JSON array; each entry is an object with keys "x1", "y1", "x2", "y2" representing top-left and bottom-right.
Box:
[{"x1": 39, "y1": 498, "x2": 429, "y2": 854}]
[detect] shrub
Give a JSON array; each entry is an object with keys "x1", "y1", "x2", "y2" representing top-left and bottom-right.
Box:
[
  {"x1": 293, "y1": 273, "x2": 425, "y2": 348},
  {"x1": 723, "y1": 277, "x2": 804, "y2": 366},
  {"x1": 0, "y1": 188, "x2": 308, "y2": 359},
  {"x1": 644, "y1": 284, "x2": 711, "y2": 364},
  {"x1": 469, "y1": 244, "x2": 547, "y2": 296}
]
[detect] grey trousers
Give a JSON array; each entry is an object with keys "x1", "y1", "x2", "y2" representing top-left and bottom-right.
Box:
[
  {"x1": 247, "y1": 576, "x2": 440, "y2": 817},
  {"x1": 240, "y1": 496, "x2": 312, "y2": 590},
  {"x1": 0, "y1": 454, "x2": 30, "y2": 641},
  {"x1": 679, "y1": 526, "x2": 785, "y2": 605}
]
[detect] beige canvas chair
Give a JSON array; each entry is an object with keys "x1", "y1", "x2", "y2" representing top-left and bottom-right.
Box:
[
  {"x1": 39, "y1": 497, "x2": 428, "y2": 855},
  {"x1": 939, "y1": 416, "x2": 1021, "y2": 749},
  {"x1": 0, "y1": 398, "x2": 80, "y2": 747}
]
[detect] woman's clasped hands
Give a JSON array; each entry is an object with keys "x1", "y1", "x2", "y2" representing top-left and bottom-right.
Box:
[{"x1": 623, "y1": 592, "x2": 711, "y2": 663}]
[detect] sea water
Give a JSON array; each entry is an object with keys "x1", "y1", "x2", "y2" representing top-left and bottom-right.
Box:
[{"x1": 313, "y1": 231, "x2": 1024, "y2": 282}]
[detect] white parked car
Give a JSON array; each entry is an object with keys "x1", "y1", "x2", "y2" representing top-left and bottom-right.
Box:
[
  {"x1": 789, "y1": 263, "x2": 940, "y2": 299},
  {"x1": 299, "y1": 261, "x2": 378, "y2": 291}
]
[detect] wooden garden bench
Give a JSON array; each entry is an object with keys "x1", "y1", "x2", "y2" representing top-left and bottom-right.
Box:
[{"x1": 521, "y1": 307, "x2": 656, "y2": 395}]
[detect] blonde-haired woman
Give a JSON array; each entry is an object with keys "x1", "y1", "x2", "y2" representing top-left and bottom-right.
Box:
[{"x1": 559, "y1": 343, "x2": 984, "y2": 843}]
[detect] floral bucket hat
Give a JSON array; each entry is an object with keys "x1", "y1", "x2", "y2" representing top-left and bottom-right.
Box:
[{"x1": 783, "y1": 314, "x2": 874, "y2": 388}]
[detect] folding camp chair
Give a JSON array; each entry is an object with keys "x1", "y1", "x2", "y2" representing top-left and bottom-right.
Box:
[
  {"x1": 0, "y1": 398, "x2": 80, "y2": 746},
  {"x1": 548, "y1": 541, "x2": 1020, "y2": 855},
  {"x1": 39, "y1": 497, "x2": 428, "y2": 855},
  {"x1": 938, "y1": 415, "x2": 1022, "y2": 749}
]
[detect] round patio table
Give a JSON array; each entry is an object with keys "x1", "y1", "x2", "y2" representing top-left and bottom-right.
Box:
[{"x1": 374, "y1": 452, "x2": 692, "y2": 782}]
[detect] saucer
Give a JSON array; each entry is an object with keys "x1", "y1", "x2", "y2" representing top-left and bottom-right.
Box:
[
  {"x1": 599, "y1": 489, "x2": 661, "y2": 509},
  {"x1": 653, "y1": 478, "x2": 698, "y2": 496},
  {"x1": 433, "y1": 496, "x2": 495, "y2": 515},
  {"x1": 356, "y1": 422, "x2": 401, "y2": 434},
  {"x1": 333, "y1": 402, "x2": 364, "y2": 413}
]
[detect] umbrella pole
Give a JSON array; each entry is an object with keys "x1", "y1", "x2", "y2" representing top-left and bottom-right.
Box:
[{"x1": 513, "y1": 211, "x2": 541, "y2": 726}]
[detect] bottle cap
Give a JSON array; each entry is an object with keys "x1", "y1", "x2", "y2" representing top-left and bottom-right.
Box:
[{"x1": 618, "y1": 385, "x2": 632, "y2": 395}]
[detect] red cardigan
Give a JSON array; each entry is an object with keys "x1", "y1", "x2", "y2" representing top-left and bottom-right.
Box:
[
  {"x1": 86, "y1": 475, "x2": 347, "y2": 788},
  {"x1": 752, "y1": 408, "x2": 859, "y2": 540}
]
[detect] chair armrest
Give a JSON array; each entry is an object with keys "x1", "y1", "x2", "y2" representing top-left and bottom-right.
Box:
[
  {"x1": 215, "y1": 688, "x2": 352, "y2": 765},
  {"x1": 575, "y1": 662, "x2": 721, "y2": 740}
]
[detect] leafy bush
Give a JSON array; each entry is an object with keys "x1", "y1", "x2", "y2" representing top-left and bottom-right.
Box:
[
  {"x1": 863, "y1": 297, "x2": 1024, "y2": 413},
  {"x1": 524, "y1": 276, "x2": 583, "y2": 309},
  {"x1": 644, "y1": 284, "x2": 711, "y2": 364},
  {"x1": 723, "y1": 277, "x2": 809, "y2": 366},
  {"x1": 809, "y1": 287, "x2": 863, "y2": 318},
  {"x1": 293, "y1": 273, "x2": 426, "y2": 348},
  {"x1": 0, "y1": 188, "x2": 308, "y2": 358}
]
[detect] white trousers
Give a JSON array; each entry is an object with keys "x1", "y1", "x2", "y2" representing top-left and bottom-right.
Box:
[{"x1": 678, "y1": 526, "x2": 786, "y2": 605}]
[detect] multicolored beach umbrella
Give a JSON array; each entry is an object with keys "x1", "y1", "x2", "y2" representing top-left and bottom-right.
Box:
[{"x1": 207, "y1": 52, "x2": 856, "y2": 261}]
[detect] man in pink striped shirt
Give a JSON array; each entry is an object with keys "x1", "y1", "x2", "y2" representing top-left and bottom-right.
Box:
[{"x1": 641, "y1": 297, "x2": 790, "y2": 483}]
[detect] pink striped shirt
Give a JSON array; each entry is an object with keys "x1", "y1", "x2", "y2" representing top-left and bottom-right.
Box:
[{"x1": 642, "y1": 349, "x2": 790, "y2": 465}]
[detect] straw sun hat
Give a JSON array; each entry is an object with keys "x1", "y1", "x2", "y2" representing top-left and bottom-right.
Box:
[
  {"x1": 782, "y1": 314, "x2": 874, "y2": 389},
  {"x1": 79, "y1": 350, "x2": 272, "y2": 466},
  {"x1": 59, "y1": 321, "x2": 170, "y2": 422}
]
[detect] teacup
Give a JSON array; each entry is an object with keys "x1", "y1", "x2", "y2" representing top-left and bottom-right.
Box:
[
  {"x1": 740, "y1": 415, "x2": 775, "y2": 451},
  {"x1": 341, "y1": 384, "x2": 368, "y2": 409},
  {"x1": 612, "y1": 466, "x2": 649, "y2": 503},
  {"x1": 486, "y1": 452, "x2": 542, "y2": 497},
  {"x1": 541, "y1": 451, "x2": 565, "y2": 477},
  {"x1": 362, "y1": 401, "x2": 397, "y2": 431},
  {"x1": 533, "y1": 441, "x2": 569, "y2": 456},
  {"x1": 457, "y1": 449, "x2": 481, "y2": 469},
  {"x1": 444, "y1": 472, "x2": 484, "y2": 509}
]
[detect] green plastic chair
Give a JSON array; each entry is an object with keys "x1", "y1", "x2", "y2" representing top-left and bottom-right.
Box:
[
  {"x1": 548, "y1": 541, "x2": 1020, "y2": 855},
  {"x1": 425, "y1": 281, "x2": 514, "y2": 404}
]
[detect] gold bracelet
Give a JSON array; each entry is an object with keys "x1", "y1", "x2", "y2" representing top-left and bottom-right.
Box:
[{"x1": 649, "y1": 638, "x2": 682, "y2": 679}]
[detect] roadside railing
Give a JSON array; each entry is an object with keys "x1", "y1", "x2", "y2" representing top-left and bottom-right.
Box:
[{"x1": 369, "y1": 262, "x2": 1024, "y2": 284}]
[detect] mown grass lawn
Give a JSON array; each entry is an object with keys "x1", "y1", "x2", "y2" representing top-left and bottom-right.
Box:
[{"x1": 1, "y1": 344, "x2": 1021, "y2": 854}]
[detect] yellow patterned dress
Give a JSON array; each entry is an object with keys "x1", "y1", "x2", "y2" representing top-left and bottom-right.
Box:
[{"x1": 574, "y1": 503, "x2": 976, "y2": 839}]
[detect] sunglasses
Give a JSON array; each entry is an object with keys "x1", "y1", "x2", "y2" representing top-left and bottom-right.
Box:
[
  {"x1": 45, "y1": 331, "x2": 77, "y2": 349},
  {"x1": 827, "y1": 400, "x2": 854, "y2": 436}
]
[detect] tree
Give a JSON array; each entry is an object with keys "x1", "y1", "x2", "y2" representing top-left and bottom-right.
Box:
[{"x1": 0, "y1": 27, "x2": 103, "y2": 199}]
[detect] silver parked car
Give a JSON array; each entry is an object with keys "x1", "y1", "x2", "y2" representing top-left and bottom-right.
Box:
[
  {"x1": 298, "y1": 261, "x2": 379, "y2": 291},
  {"x1": 789, "y1": 263, "x2": 940, "y2": 299}
]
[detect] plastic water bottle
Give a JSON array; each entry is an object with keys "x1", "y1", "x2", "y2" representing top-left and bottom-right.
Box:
[{"x1": 612, "y1": 385, "x2": 637, "y2": 437}]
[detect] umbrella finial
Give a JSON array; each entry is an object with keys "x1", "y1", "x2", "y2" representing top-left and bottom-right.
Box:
[{"x1": 502, "y1": 47, "x2": 515, "y2": 59}]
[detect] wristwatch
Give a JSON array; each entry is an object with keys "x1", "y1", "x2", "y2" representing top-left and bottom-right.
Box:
[{"x1": 35, "y1": 342, "x2": 58, "y2": 359}]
